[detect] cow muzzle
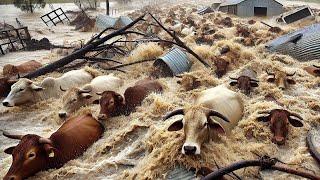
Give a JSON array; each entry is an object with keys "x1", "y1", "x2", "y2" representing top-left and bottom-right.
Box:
[
  {"x1": 4, "y1": 175, "x2": 21, "y2": 180},
  {"x1": 2, "y1": 100, "x2": 13, "y2": 107},
  {"x1": 182, "y1": 143, "x2": 200, "y2": 155},
  {"x1": 58, "y1": 112, "x2": 67, "y2": 118},
  {"x1": 272, "y1": 136, "x2": 285, "y2": 145}
]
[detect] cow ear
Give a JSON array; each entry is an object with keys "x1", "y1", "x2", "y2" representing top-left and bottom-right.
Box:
[
  {"x1": 287, "y1": 79, "x2": 296, "y2": 84},
  {"x1": 92, "y1": 99, "x2": 100, "y2": 104},
  {"x1": 257, "y1": 115, "x2": 271, "y2": 122},
  {"x1": 81, "y1": 93, "x2": 93, "y2": 99},
  {"x1": 208, "y1": 118, "x2": 225, "y2": 134},
  {"x1": 4, "y1": 146, "x2": 15, "y2": 154},
  {"x1": 250, "y1": 82, "x2": 259, "y2": 87},
  {"x1": 43, "y1": 144, "x2": 56, "y2": 158},
  {"x1": 288, "y1": 118, "x2": 303, "y2": 127},
  {"x1": 168, "y1": 119, "x2": 183, "y2": 131},
  {"x1": 229, "y1": 81, "x2": 237, "y2": 86}
]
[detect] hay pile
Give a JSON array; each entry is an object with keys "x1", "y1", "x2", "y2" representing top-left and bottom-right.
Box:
[{"x1": 0, "y1": 3, "x2": 319, "y2": 180}]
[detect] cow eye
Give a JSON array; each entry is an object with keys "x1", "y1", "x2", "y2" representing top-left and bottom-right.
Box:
[
  {"x1": 267, "y1": 78, "x2": 275, "y2": 83},
  {"x1": 72, "y1": 99, "x2": 77, "y2": 102},
  {"x1": 203, "y1": 122, "x2": 208, "y2": 128},
  {"x1": 28, "y1": 152, "x2": 36, "y2": 159},
  {"x1": 18, "y1": 88, "x2": 24, "y2": 92}
]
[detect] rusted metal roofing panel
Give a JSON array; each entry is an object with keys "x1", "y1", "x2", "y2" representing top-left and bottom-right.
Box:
[{"x1": 266, "y1": 23, "x2": 320, "y2": 61}]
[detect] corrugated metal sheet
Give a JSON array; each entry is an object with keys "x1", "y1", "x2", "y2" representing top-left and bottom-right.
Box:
[
  {"x1": 266, "y1": 23, "x2": 320, "y2": 61},
  {"x1": 166, "y1": 165, "x2": 196, "y2": 180},
  {"x1": 198, "y1": 7, "x2": 214, "y2": 15},
  {"x1": 96, "y1": 14, "x2": 117, "y2": 31},
  {"x1": 220, "y1": 0, "x2": 282, "y2": 6},
  {"x1": 114, "y1": 16, "x2": 133, "y2": 29},
  {"x1": 154, "y1": 48, "x2": 192, "y2": 76}
]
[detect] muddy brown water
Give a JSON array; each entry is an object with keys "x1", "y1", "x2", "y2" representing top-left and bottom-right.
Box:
[{"x1": 1, "y1": 0, "x2": 320, "y2": 180}]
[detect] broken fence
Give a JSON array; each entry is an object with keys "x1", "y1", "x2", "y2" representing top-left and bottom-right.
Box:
[
  {"x1": 0, "y1": 26, "x2": 31, "y2": 55},
  {"x1": 40, "y1": 8, "x2": 70, "y2": 27}
]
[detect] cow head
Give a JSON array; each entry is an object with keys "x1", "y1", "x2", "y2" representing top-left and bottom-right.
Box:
[
  {"x1": 177, "y1": 74, "x2": 201, "y2": 91},
  {"x1": 59, "y1": 86, "x2": 93, "y2": 118},
  {"x1": 304, "y1": 65, "x2": 320, "y2": 77},
  {"x1": 3, "y1": 64, "x2": 19, "y2": 77},
  {"x1": 2, "y1": 78, "x2": 43, "y2": 107},
  {"x1": 98, "y1": 91, "x2": 125, "y2": 120},
  {"x1": 266, "y1": 70, "x2": 296, "y2": 90},
  {"x1": 229, "y1": 76, "x2": 259, "y2": 95},
  {"x1": 0, "y1": 77, "x2": 17, "y2": 97},
  {"x1": 257, "y1": 109, "x2": 303, "y2": 145},
  {"x1": 214, "y1": 58, "x2": 229, "y2": 78},
  {"x1": 3, "y1": 132, "x2": 56, "y2": 180},
  {"x1": 164, "y1": 106, "x2": 229, "y2": 155}
]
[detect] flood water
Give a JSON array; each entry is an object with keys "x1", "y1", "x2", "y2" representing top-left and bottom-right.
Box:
[{"x1": 0, "y1": 0, "x2": 320, "y2": 179}]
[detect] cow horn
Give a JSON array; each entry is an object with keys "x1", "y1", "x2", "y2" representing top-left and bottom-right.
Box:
[
  {"x1": 78, "y1": 89, "x2": 91, "y2": 94},
  {"x1": 229, "y1": 77, "x2": 238, "y2": 80},
  {"x1": 287, "y1": 72, "x2": 296, "y2": 76},
  {"x1": 289, "y1": 112, "x2": 303, "y2": 120},
  {"x1": 313, "y1": 65, "x2": 320, "y2": 68},
  {"x1": 3, "y1": 131, "x2": 23, "y2": 140},
  {"x1": 207, "y1": 110, "x2": 230, "y2": 122},
  {"x1": 60, "y1": 86, "x2": 67, "y2": 92},
  {"x1": 39, "y1": 137, "x2": 53, "y2": 145},
  {"x1": 266, "y1": 69, "x2": 274, "y2": 75},
  {"x1": 96, "y1": 92, "x2": 103, "y2": 95},
  {"x1": 175, "y1": 75, "x2": 183, "y2": 78},
  {"x1": 163, "y1": 108, "x2": 184, "y2": 120}
]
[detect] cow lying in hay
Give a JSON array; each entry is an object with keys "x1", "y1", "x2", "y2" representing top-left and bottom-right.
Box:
[
  {"x1": 257, "y1": 109, "x2": 303, "y2": 145},
  {"x1": 3, "y1": 113, "x2": 104, "y2": 180},
  {"x1": 2, "y1": 69, "x2": 97, "y2": 107},
  {"x1": 304, "y1": 65, "x2": 320, "y2": 77},
  {"x1": 163, "y1": 85, "x2": 243, "y2": 155},
  {"x1": 98, "y1": 79, "x2": 163, "y2": 120},
  {"x1": 59, "y1": 74, "x2": 123, "y2": 118},
  {"x1": 2, "y1": 60, "x2": 42, "y2": 77}
]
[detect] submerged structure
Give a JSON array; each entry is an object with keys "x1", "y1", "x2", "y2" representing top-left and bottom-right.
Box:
[
  {"x1": 266, "y1": 23, "x2": 320, "y2": 61},
  {"x1": 218, "y1": 0, "x2": 283, "y2": 17}
]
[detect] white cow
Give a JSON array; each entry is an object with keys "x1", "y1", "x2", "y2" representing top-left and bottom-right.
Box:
[
  {"x1": 58, "y1": 74, "x2": 123, "y2": 118},
  {"x1": 164, "y1": 85, "x2": 243, "y2": 155},
  {"x1": 2, "y1": 69, "x2": 95, "y2": 107}
]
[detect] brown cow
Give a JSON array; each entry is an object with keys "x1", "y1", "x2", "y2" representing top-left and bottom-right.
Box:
[
  {"x1": 266, "y1": 70, "x2": 296, "y2": 90},
  {"x1": 98, "y1": 79, "x2": 163, "y2": 120},
  {"x1": 3, "y1": 60, "x2": 42, "y2": 77},
  {"x1": 0, "y1": 77, "x2": 17, "y2": 97},
  {"x1": 304, "y1": 65, "x2": 320, "y2": 77},
  {"x1": 3, "y1": 113, "x2": 104, "y2": 180},
  {"x1": 257, "y1": 109, "x2": 303, "y2": 145},
  {"x1": 213, "y1": 57, "x2": 229, "y2": 78},
  {"x1": 230, "y1": 68, "x2": 259, "y2": 95}
]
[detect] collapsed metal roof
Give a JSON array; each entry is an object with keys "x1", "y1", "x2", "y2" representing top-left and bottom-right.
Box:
[{"x1": 266, "y1": 23, "x2": 320, "y2": 61}]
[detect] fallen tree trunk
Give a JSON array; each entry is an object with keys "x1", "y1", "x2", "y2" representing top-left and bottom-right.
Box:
[
  {"x1": 202, "y1": 156, "x2": 320, "y2": 180},
  {"x1": 23, "y1": 14, "x2": 146, "y2": 79}
]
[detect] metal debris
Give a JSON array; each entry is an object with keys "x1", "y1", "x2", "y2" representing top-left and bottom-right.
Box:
[
  {"x1": 40, "y1": 8, "x2": 70, "y2": 27},
  {"x1": 266, "y1": 23, "x2": 320, "y2": 61}
]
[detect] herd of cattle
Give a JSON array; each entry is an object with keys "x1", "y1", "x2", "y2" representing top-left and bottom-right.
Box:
[
  {"x1": 0, "y1": 56, "x2": 319, "y2": 179},
  {"x1": 1, "y1": 6, "x2": 320, "y2": 180}
]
